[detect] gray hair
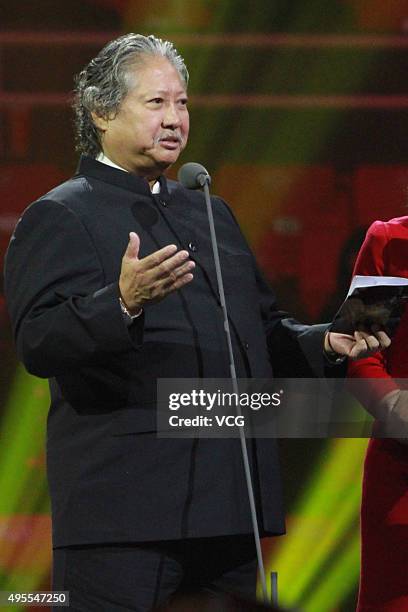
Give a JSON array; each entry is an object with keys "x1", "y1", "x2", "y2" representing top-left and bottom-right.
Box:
[{"x1": 73, "y1": 33, "x2": 189, "y2": 157}]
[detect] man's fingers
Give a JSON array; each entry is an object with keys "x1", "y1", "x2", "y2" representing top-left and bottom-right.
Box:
[
  {"x1": 169, "y1": 272, "x2": 194, "y2": 291},
  {"x1": 376, "y1": 330, "x2": 391, "y2": 349},
  {"x1": 138, "y1": 244, "x2": 179, "y2": 270},
  {"x1": 153, "y1": 260, "x2": 195, "y2": 291},
  {"x1": 171, "y1": 259, "x2": 196, "y2": 280},
  {"x1": 125, "y1": 232, "x2": 141, "y2": 260},
  {"x1": 151, "y1": 250, "x2": 191, "y2": 278},
  {"x1": 348, "y1": 337, "x2": 367, "y2": 359},
  {"x1": 161, "y1": 260, "x2": 196, "y2": 286},
  {"x1": 144, "y1": 269, "x2": 194, "y2": 302},
  {"x1": 355, "y1": 331, "x2": 380, "y2": 351},
  {"x1": 348, "y1": 329, "x2": 392, "y2": 359},
  {"x1": 355, "y1": 330, "x2": 392, "y2": 351},
  {"x1": 347, "y1": 331, "x2": 371, "y2": 359}
]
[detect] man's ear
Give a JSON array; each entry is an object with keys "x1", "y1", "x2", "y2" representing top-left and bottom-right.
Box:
[{"x1": 91, "y1": 111, "x2": 109, "y2": 132}]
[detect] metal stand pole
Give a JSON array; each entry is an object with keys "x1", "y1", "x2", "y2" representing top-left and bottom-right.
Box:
[{"x1": 202, "y1": 181, "x2": 269, "y2": 603}]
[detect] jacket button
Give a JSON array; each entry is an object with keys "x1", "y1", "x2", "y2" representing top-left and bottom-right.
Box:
[
  {"x1": 159, "y1": 199, "x2": 167, "y2": 207},
  {"x1": 188, "y1": 242, "x2": 197, "y2": 252},
  {"x1": 244, "y1": 341, "x2": 249, "y2": 350}
]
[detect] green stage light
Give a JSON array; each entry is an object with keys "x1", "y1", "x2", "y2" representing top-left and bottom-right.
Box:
[
  {"x1": 0, "y1": 366, "x2": 49, "y2": 515},
  {"x1": 0, "y1": 365, "x2": 51, "y2": 600},
  {"x1": 302, "y1": 529, "x2": 360, "y2": 611},
  {"x1": 264, "y1": 439, "x2": 367, "y2": 609}
]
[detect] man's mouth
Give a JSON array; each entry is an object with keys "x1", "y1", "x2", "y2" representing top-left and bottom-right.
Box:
[
  {"x1": 158, "y1": 136, "x2": 182, "y2": 149},
  {"x1": 158, "y1": 133, "x2": 182, "y2": 144}
]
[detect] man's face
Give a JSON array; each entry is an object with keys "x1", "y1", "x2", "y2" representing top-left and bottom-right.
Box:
[{"x1": 93, "y1": 55, "x2": 189, "y2": 178}]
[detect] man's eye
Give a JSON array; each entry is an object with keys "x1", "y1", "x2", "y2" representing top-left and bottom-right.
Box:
[
  {"x1": 179, "y1": 99, "x2": 188, "y2": 106},
  {"x1": 149, "y1": 98, "x2": 163, "y2": 104}
]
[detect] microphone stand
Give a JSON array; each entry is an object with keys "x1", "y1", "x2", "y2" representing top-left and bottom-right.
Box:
[{"x1": 199, "y1": 175, "x2": 269, "y2": 603}]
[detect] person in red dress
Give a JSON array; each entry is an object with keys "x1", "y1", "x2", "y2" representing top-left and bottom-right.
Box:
[{"x1": 348, "y1": 217, "x2": 408, "y2": 611}]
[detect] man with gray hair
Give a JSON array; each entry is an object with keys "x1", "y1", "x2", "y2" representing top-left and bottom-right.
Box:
[{"x1": 4, "y1": 33, "x2": 388, "y2": 610}]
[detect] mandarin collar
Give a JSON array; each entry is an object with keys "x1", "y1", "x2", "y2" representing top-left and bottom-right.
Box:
[{"x1": 75, "y1": 155, "x2": 169, "y2": 198}]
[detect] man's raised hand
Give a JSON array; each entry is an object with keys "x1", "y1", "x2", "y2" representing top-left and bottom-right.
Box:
[{"x1": 119, "y1": 232, "x2": 195, "y2": 314}]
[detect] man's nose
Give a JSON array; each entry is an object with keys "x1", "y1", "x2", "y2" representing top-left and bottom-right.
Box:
[{"x1": 162, "y1": 103, "x2": 182, "y2": 127}]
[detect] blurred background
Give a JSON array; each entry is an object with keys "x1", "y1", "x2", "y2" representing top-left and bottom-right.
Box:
[{"x1": 0, "y1": 1, "x2": 408, "y2": 610}]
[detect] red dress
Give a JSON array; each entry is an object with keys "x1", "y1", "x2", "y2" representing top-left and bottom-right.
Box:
[{"x1": 348, "y1": 217, "x2": 408, "y2": 611}]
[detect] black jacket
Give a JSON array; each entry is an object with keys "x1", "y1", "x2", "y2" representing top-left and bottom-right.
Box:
[{"x1": 4, "y1": 156, "x2": 329, "y2": 547}]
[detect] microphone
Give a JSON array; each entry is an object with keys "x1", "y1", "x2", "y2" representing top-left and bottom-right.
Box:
[
  {"x1": 178, "y1": 162, "x2": 211, "y2": 189},
  {"x1": 177, "y1": 161, "x2": 269, "y2": 603}
]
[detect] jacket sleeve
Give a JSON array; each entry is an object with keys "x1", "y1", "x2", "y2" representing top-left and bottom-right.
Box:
[
  {"x1": 347, "y1": 221, "x2": 399, "y2": 406},
  {"x1": 4, "y1": 199, "x2": 143, "y2": 378}
]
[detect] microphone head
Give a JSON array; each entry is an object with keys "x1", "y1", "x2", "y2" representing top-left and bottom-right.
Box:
[{"x1": 178, "y1": 162, "x2": 211, "y2": 189}]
